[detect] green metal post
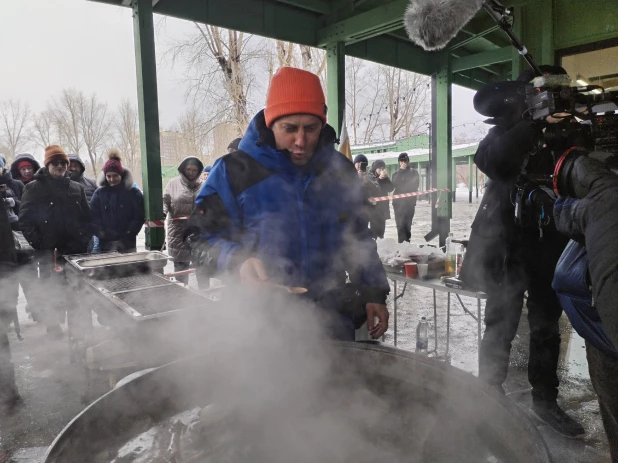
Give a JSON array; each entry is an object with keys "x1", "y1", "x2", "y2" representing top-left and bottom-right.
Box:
[
  {"x1": 451, "y1": 159, "x2": 457, "y2": 203},
  {"x1": 511, "y1": 6, "x2": 523, "y2": 79},
  {"x1": 468, "y1": 154, "x2": 473, "y2": 203},
  {"x1": 427, "y1": 54, "x2": 452, "y2": 247},
  {"x1": 133, "y1": 0, "x2": 163, "y2": 249},
  {"x1": 539, "y1": 0, "x2": 554, "y2": 65},
  {"x1": 326, "y1": 41, "x2": 346, "y2": 136}
]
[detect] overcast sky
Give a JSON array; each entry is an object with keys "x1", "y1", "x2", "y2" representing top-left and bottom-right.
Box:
[{"x1": 1, "y1": 0, "x2": 485, "y2": 150}]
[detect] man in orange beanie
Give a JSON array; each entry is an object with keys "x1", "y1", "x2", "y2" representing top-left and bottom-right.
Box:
[
  {"x1": 192, "y1": 67, "x2": 390, "y2": 341},
  {"x1": 19, "y1": 145, "x2": 92, "y2": 338}
]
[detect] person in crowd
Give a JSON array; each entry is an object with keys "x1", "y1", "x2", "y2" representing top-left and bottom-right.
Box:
[
  {"x1": 10, "y1": 153, "x2": 40, "y2": 186},
  {"x1": 68, "y1": 154, "x2": 97, "y2": 202},
  {"x1": 459, "y1": 66, "x2": 584, "y2": 438},
  {"x1": 163, "y1": 157, "x2": 204, "y2": 284},
  {"x1": 0, "y1": 156, "x2": 23, "y2": 230},
  {"x1": 193, "y1": 67, "x2": 389, "y2": 341},
  {"x1": 8, "y1": 154, "x2": 39, "y2": 319},
  {"x1": 369, "y1": 160, "x2": 393, "y2": 240},
  {"x1": 0, "y1": 172, "x2": 22, "y2": 414},
  {"x1": 19, "y1": 145, "x2": 92, "y2": 338},
  {"x1": 227, "y1": 138, "x2": 242, "y2": 153},
  {"x1": 353, "y1": 154, "x2": 382, "y2": 239},
  {"x1": 90, "y1": 150, "x2": 144, "y2": 253},
  {"x1": 552, "y1": 150, "x2": 618, "y2": 458},
  {"x1": 201, "y1": 165, "x2": 212, "y2": 182},
  {"x1": 392, "y1": 153, "x2": 419, "y2": 243}
]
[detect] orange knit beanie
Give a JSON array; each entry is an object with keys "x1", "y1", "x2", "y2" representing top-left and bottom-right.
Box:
[
  {"x1": 44, "y1": 145, "x2": 69, "y2": 167},
  {"x1": 264, "y1": 67, "x2": 327, "y2": 128}
]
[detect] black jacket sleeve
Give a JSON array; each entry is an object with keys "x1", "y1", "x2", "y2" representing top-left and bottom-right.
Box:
[
  {"x1": 475, "y1": 121, "x2": 541, "y2": 182},
  {"x1": 18, "y1": 183, "x2": 45, "y2": 249},
  {"x1": 561, "y1": 163, "x2": 618, "y2": 348},
  {"x1": 377, "y1": 177, "x2": 393, "y2": 194}
]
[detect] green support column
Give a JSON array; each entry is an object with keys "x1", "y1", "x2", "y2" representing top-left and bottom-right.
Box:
[
  {"x1": 511, "y1": 6, "x2": 523, "y2": 79},
  {"x1": 133, "y1": 0, "x2": 163, "y2": 249},
  {"x1": 468, "y1": 155, "x2": 473, "y2": 203},
  {"x1": 539, "y1": 0, "x2": 554, "y2": 65},
  {"x1": 326, "y1": 41, "x2": 346, "y2": 136},
  {"x1": 451, "y1": 160, "x2": 457, "y2": 203},
  {"x1": 426, "y1": 54, "x2": 452, "y2": 247}
]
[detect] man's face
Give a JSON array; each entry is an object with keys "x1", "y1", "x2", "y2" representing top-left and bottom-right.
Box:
[
  {"x1": 49, "y1": 160, "x2": 68, "y2": 178},
  {"x1": 354, "y1": 162, "x2": 363, "y2": 173},
  {"x1": 399, "y1": 160, "x2": 409, "y2": 169},
  {"x1": 19, "y1": 164, "x2": 34, "y2": 181},
  {"x1": 106, "y1": 172, "x2": 122, "y2": 186},
  {"x1": 68, "y1": 161, "x2": 82, "y2": 175},
  {"x1": 184, "y1": 165, "x2": 200, "y2": 181},
  {"x1": 201, "y1": 172, "x2": 209, "y2": 181},
  {"x1": 271, "y1": 114, "x2": 322, "y2": 166}
]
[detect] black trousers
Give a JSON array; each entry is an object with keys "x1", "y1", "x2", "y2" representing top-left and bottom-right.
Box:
[
  {"x1": 394, "y1": 202, "x2": 415, "y2": 243},
  {"x1": 173, "y1": 261, "x2": 191, "y2": 285},
  {"x1": 479, "y1": 232, "x2": 567, "y2": 402},
  {"x1": 586, "y1": 342, "x2": 618, "y2": 462}
]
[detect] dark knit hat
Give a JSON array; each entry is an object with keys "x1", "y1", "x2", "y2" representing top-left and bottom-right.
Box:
[
  {"x1": 353, "y1": 154, "x2": 368, "y2": 165},
  {"x1": 371, "y1": 160, "x2": 386, "y2": 170},
  {"x1": 44, "y1": 145, "x2": 69, "y2": 167},
  {"x1": 398, "y1": 153, "x2": 409, "y2": 162},
  {"x1": 203, "y1": 166, "x2": 212, "y2": 173},
  {"x1": 103, "y1": 149, "x2": 124, "y2": 176}
]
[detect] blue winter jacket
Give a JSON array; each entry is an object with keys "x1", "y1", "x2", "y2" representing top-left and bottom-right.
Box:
[
  {"x1": 195, "y1": 111, "x2": 389, "y2": 324},
  {"x1": 90, "y1": 168, "x2": 144, "y2": 252},
  {"x1": 553, "y1": 240, "x2": 617, "y2": 357}
]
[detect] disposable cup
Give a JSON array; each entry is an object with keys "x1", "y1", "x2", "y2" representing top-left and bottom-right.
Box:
[
  {"x1": 417, "y1": 263, "x2": 429, "y2": 278},
  {"x1": 404, "y1": 262, "x2": 418, "y2": 279}
]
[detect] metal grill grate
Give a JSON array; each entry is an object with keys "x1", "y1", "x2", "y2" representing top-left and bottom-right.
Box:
[
  {"x1": 93, "y1": 274, "x2": 172, "y2": 293},
  {"x1": 115, "y1": 285, "x2": 209, "y2": 316}
]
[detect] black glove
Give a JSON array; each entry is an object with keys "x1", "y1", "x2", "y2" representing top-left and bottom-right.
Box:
[{"x1": 553, "y1": 148, "x2": 618, "y2": 198}]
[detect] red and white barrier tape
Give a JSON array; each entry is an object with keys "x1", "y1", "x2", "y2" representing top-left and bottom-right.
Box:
[
  {"x1": 146, "y1": 188, "x2": 451, "y2": 227},
  {"x1": 144, "y1": 216, "x2": 189, "y2": 228},
  {"x1": 369, "y1": 188, "x2": 450, "y2": 204}
]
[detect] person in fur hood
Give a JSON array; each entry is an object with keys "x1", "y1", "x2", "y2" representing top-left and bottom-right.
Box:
[{"x1": 90, "y1": 149, "x2": 144, "y2": 253}]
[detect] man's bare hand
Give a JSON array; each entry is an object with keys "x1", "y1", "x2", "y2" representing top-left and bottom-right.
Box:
[
  {"x1": 546, "y1": 112, "x2": 571, "y2": 124},
  {"x1": 366, "y1": 303, "x2": 389, "y2": 339},
  {"x1": 239, "y1": 257, "x2": 268, "y2": 283}
]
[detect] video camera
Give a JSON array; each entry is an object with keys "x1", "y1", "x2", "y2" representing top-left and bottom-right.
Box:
[{"x1": 474, "y1": 77, "x2": 618, "y2": 154}]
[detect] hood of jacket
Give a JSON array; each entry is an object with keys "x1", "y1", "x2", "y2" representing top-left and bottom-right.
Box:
[
  {"x1": 178, "y1": 156, "x2": 204, "y2": 175},
  {"x1": 68, "y1": 154, "x2": 87, "y2": 179},
  {"x1": 10, "y1": 153, "x2": 41, "y2": 180},
  {"x1": 237, "y1": 110, "x2": 338, "y2": 175},
  {"x1": 97, "y1": 167, "x2": 135, "y2": 189}
]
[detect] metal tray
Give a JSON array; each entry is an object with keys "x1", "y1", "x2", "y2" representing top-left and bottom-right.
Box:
[{"x1": 65, "y1": 252, "x2": 169, "y2": 279}]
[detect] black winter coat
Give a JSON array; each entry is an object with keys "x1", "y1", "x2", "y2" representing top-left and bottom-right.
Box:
[
  {"x1": 90, "y1": 169, "x2": 144, "y2": 252},
  {"x1": 68, "y1": 154, "x2": 97, "y2": 202},
  {"x1": 0, "y1": 172, "x2": 23, "y2": 230},
  {"x1": 392, "y1": 167, "x2": 419, "y2": 209},
  {"x1": 459, "y1": 120, "x2": 564, "y2": 291},
  {"x1": 368, "y1": 167, "x2": 393, "y2": 220},
  {"x1": 18, "y1": 168, "x2": 92, "y2": 255}
]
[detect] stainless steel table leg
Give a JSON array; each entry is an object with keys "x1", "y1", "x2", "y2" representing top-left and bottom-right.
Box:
[
  {"x1": 446, "y1": 291, "x2": 451, "y2": 359},
  {"x1": 433, "y1": 289, "x2": 438, "y2": 352},
  {"x1": 477, "y1": 296, "x2": 482, "y2": 368}
]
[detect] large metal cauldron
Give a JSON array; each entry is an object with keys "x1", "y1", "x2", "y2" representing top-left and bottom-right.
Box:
[{"x1": 44, "y1": 343, "x2": 551, "y2": 463}]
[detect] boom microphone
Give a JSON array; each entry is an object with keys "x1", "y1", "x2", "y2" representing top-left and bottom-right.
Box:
[{"x1": 404, "y1": 0, "x2": 485, "y2": 51}]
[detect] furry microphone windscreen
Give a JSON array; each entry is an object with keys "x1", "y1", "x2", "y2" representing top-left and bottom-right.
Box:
[{"x1": 404, "y1": 0, "x2": 485, "y2": 51}]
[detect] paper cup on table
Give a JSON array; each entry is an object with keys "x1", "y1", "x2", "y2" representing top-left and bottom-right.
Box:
[
  {"x1": 417, "y1": 263, "x2": 429, "y2": 278},
  {"x1": 404, "y1": 262, "x2": 418, "y2": 278}
]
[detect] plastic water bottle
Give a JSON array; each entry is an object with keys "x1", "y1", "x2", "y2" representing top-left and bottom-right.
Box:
[
  {"x1": 445, "y1": 232, "x2": 457, "y2": 276},
  {"x1": 415, "y1": 317, "x2": 428, "y2": 354}
]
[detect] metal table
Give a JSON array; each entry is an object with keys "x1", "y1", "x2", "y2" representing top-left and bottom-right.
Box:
[{"x1": 386, "y1": 272, "x2": 487, "y2": 366}]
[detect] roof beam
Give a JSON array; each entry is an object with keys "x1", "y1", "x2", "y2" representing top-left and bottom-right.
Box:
[
  {"x1": 451, "y1": 46, "x2": 512, "y2": 72},
  {"x1": 274, "y1": 0, "x2": 330, "y2": 15},
  {"x1": 317, "y1": 0, "x2": 407, "y2": 46}
]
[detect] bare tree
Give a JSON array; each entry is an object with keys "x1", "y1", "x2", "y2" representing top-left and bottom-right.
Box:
[
  {"x1": 52, "y1": 88, "x2": 85, "y2": 156},
  {"x1": 81, "y1": 93, "x2": 112, "y2": 177},
  {"x1": 176, "y1": 105, "x2": 215, "y2": 165},
  {"x1": 166, "y1": 24, "x2": 259, "y2": 137},
  {"x1": 31, "y1": 109, "x2": 58, "y2": 150},
  {"x1": 0, "y1": 99, "x2": 31, "y2": 161},
  {"x1": 114, "y1": 100, "x2": 141, "y2": 176},
  {"x1": 381, "y1": 66, "x2": 430, "y2": 140}
]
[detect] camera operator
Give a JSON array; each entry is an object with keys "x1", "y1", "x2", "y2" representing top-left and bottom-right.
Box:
[
  {"x1": 460, "y1": 65, "x2": 584, "y2": 438},
  {"x1": 552, "y1": 150, "x2": 618, "y2": 458}
]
